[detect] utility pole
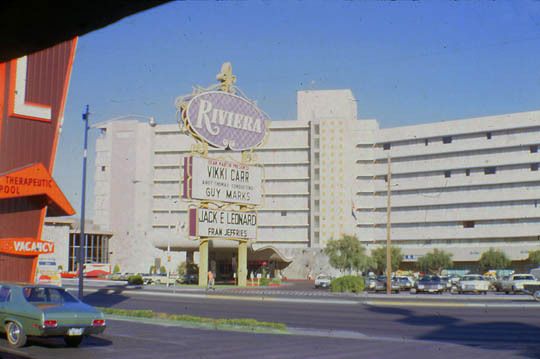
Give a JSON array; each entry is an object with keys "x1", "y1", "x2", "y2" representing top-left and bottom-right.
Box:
[
  {"x1": 386, "y1": 154, "x2": 392, "y2": 295},
  {"x1": 78, "y1": 105, "x2": 90, "y2": 300}
]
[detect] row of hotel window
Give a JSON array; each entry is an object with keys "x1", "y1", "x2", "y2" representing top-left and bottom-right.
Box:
[
  {"x1": 383, "y1": 137, "x2": 539, "y2": 151},
  {"x1": 384, "y1": 164, "x2": 538, "y2": 181}
]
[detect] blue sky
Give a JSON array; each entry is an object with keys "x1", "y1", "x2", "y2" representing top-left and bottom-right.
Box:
[{"x1": 54, "y1": 1, "x2": 540, "y2": 218}]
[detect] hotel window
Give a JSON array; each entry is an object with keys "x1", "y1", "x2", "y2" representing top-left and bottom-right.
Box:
[
  {"x1": 444, "y1": 170, "x2": 451, "y2": 178},
  {"x1": 281, "y1": 211, "x2": 287, "y2": 217},
  {"x1": 465, "y1": 169, "x2": 471, "y2": 176},
  {"x1": 442, "y1": 136, "x2": 452, "y2": 144},
  {"x1": 531, "y1": 145, "x2": 538, "y2": 153},
  {"x1": 486, "y1": 132, "x2": 492, "y2": 140},
  {"x1": 532, "y1": 163, "x2": 539, "y2": 172},
  {"x1": 383, "y1": 143, "x2": 391, "y2": 150},
  {"x1": 424, "y1": 139, "x2": 429, "y2": 146},
  {"x1": 484, "y1": 167, "x2": 496, "y2": 175},
  {"x1": 463, "y1": 221, "x2": 475, "y2": 228},
  {"x1": 101, "y1": 166, "x2": 106, "y2": 172}
]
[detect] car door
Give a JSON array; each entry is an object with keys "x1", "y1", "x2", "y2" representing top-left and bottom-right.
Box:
[{"x1": 0, "y1": 285, "x2": 12, "y2": 327}]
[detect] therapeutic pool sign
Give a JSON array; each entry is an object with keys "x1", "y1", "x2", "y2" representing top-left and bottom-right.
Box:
[
  {"x1": 189, "y1": 207, "x2": 257, "y2": 240},
  {"x1": 184, "y1": 91, "x2": 269, "y2": 151},
  {"x1": 183, "y1": 156, "x2": 262, "y2": 206}
]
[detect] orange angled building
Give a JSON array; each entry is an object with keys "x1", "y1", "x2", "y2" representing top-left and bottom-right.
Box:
[{"x1": 0, "y1": 39, "x2": 77, "y2": 282}]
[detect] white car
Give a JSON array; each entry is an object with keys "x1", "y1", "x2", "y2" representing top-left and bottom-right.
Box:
[
  {"x1": 509, "y1": 274, "x2": 539, "y2": 293},
  {"x1": 458, "y1": 274, "x2": 490, "y2": 294},
  {"x1": 314, "y1": 274, "x2": 332, "y2": 288}
]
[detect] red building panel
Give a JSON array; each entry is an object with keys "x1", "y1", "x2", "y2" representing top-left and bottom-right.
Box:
[{"x1": 0, "y1": 39, "x2": 77, "y2": 282}]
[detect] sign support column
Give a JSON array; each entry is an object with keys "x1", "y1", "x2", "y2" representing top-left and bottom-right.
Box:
[
  {"x1": 238, "y1": 240, "x2": 247, "y2": 287},
  {"x1": 198, "y1": 239, "x2": 208, "y2": 287}
]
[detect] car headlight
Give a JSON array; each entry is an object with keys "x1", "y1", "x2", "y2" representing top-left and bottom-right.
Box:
[
  {"x1": 515, "y1": 283, "x2": 524, "y2": 289},
  {"x1": 418, "y1": 285, "x2": 424, "y2": 289}
]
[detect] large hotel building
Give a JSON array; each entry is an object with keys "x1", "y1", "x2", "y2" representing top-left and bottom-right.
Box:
[{"x1": 92, "y1": 90, "x2": 540, "y2": 277}]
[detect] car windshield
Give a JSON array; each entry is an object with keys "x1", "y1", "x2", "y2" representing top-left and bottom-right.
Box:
[
  {"x1": 420, "y1": 276, "x2": 440, "y2": 282},
  {"x1": 462, "y1": 275, "x2": 483, "y2": 281},
  {"x1": 23, "y1": 287, "x2": 79, "y2": 304},
  {"x1": 317, "y1": 275, "x2": 331, "y2": 280},
  {"x1": 514, "y1": 275, "x2": 535, "y2": 280}
]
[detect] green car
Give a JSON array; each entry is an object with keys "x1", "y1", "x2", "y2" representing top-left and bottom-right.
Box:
[{"x1": 0, "y1": 283, "x2": 106, "y2": 348}]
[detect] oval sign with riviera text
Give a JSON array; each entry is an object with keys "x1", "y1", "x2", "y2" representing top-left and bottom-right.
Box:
[{"x1": 185, "y1": 91, "x2": 268, "y2": 151}]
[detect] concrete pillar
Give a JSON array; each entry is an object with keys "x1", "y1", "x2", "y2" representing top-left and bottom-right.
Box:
[
  {"x1": 186, "y1": 250, "x2": 194, "y2": 264},
  {"x1": 237, "y1": 241, "x2": 247, "y2": 287},
  {"x1": 198, "y1": 240, "x2": 208, "y2": 287}
]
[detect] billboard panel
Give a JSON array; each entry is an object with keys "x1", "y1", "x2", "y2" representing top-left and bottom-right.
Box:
[
  {"x1": 189, "y1": 207, "x2": 257, "y2": 240},
  {"x1": 183, "y1": 156, "x2": 262, "y2": 206}
]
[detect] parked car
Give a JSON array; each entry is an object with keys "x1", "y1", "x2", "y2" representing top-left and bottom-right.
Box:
[
  {"x1": 493, "y1": 275, "x2": 511, "y2": 292},
  {"x1": 439, "y1": 276, "x2": 452, "y2": 292},
  {"x1": 396, "y1": 276, "x2": 414, "y2": 291},
  {"x1": 374, "y1": 276, "x2": 400, "y2": 293},
  {"x1": 314, "y1": 274, "x2": 332, "y2": 289},
  {"x1": 503, "y1": 274, "x2": 540, "y2": 294},
  {"x1": 178, "y1": 273, "x2": 198, "y2": 284},
  {"x1": 457, "y1": 274, "x2": 490, "y2": 294},
  {"x1": 146, "y1": 273, "x2": 178, "y2": 285},
  {"x1": 0, "y1": 283, "x2": 106, "y2": 348},
  {"x1": 366, "y1": 276, "x2": 378, "y2": 291},
  {"x1": 415, "y1": 276, "x2": 445, "y2": 294}
]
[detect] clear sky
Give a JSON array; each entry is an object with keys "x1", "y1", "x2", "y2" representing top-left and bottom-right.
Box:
[{"x1": 54, "y1": 0, "x2": 540, "y2": 218}]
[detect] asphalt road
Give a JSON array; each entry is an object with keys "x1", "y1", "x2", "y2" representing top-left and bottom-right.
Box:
[
  {"x1": 0, "y1": 319, "x2": 529, "y2": 359},
  {"x1": 2, "y1": 286, "x2": 540, "y2": 358}
]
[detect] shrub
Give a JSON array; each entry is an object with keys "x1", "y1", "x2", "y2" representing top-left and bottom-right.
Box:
[
  {"x1": 113, "y1": 264, "x2": 120, "y2": 274},
  {"x1": 270, "y1": 278, "x2": 281, "y2": 285},
  {"x1": 127, "y1": 274, "x2": 143, "y2": 285},
  {"x1": 330, "y1": 275, "x2": 365, "y2": 293},
  {"x1": 160, "y1": 265, "x2": 167, "y2": 274},
  {"x1": 260, "y1": 277, "x2": 270, "y2": 286}
]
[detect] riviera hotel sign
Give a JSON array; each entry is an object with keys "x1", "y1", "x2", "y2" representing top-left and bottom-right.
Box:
[{"x1": 185, "y1": 91, "x2": 269, "y2": 151}]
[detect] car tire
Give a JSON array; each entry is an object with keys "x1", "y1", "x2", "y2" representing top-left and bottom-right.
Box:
[
  {"x1": 533, "y1": 290, "x2": 540, "y2": 302},
  {"x1": 6, "y1": 321, "x2": 27, "y2": 348},
  {"x1": 64, "y1": 335, "x2": 84, "y2": 347}
]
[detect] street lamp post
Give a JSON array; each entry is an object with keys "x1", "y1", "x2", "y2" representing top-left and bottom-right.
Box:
[{"x1": 78, "y1": 105, "x2": 90, "y2": 300}]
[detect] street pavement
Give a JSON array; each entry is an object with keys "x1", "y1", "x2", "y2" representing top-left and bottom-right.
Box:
[
  {"x1": 2, "y1": 280, "x2": 539, "y2": 358},
  {"x1": 0, "y1": 319, "x2": 535, "y2": 359}
]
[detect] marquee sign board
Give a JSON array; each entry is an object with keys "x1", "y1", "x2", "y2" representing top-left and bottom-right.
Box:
[
  {"x1": 184, "y1": 91, "x2": 269, "y2": 151},
  {"x1": 189, "y1": 207, "x2": 257, "y2": 240},
  {"x1": 183, "y1": 156, "x2": 262, "y2": 206}
]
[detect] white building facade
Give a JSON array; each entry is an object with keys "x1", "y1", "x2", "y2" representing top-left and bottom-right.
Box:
[{"x1": 93, "y1": 90, "x2": 540, "y2": 276}]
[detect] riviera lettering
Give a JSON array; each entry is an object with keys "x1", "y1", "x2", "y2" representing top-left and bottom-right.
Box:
[{"x1": 195, "y1": 99, "x2": 263, "y2": 135}]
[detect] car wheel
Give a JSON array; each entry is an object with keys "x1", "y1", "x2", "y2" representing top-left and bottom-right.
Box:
[
  {"x1": 6, "y1": 321, "x2": 27, "y2": 348},
  {"x1": 64, "y1": 335, "x2": 84, "y2": 347},
  {"x1": 533, "y1": 290, "x2": 540, "y2": 302}
]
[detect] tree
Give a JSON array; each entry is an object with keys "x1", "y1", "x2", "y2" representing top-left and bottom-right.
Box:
[
  {"x1": 417, "y1": 249, "x2": 453, "y2": 275},
  {"x1": 370, "y1": 246, "x2": 403, "y2": 274},
  {"x1": 527, "y1": 250, "x2": 540, "y2": 267},
  {"x1": 478, "y1": 248, "x2": 511, "y2": 273},
  {"x1": 324, "y1": 234, "x2": 371, "y2": 274}
]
